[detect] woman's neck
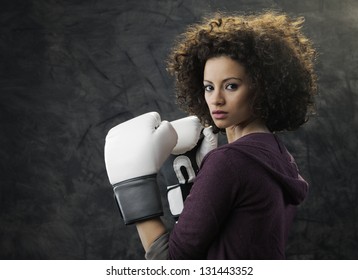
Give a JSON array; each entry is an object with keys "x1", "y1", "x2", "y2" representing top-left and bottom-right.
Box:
[{"x1": 225, "y1": 118, "x2": 270, "y2": 143}]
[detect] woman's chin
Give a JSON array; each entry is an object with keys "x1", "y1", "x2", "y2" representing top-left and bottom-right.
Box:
[{"x1": 213, "y1": 122, "x2": 228, "y2": 130}]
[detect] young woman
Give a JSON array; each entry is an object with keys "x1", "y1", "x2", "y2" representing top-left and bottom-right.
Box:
[{"x1": 108, "y1": 11, "x2": 317, "y2": 259}]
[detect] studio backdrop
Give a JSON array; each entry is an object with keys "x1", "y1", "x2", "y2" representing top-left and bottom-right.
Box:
[{"x1": 0, "y1": 0, "x2": 357, "y2": 259}]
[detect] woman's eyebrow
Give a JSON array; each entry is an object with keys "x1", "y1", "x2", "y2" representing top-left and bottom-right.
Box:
[
  {"x1": 223, "y1": 77, "x2": 243, "y2": 82},
  {"x1": 203, "y1": 77, "x2": 243, "y2": 83}
]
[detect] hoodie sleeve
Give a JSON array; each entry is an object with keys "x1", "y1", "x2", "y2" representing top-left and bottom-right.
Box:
[{"x1": 167, "y1": 148, "x2": 239, "y2": 259}]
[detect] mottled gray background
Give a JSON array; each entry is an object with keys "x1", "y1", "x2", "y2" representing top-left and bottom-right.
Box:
[{"x1": 0, "y1": 0, "x2": 357, "y2": 259}]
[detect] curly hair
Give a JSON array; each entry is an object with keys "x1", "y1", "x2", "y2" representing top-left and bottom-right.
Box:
[{"x1": 167, "y1": 11, "x2": 318, "y2": 133}]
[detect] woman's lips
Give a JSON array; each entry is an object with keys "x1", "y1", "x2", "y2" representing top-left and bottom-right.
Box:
[{"x1": 212, "y1": 110, "x2": 228, "y2": 119}]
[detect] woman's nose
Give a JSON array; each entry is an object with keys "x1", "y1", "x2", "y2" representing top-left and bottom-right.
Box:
[{"x1": 211, "y1": 89, "x2": 224, "y2": 106}]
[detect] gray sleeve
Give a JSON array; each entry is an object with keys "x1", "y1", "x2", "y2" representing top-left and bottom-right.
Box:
[{"x1": 145, "y1": 232, "x2": 170, "y2": 260}]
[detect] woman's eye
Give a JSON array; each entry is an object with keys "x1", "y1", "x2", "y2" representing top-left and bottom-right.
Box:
[
  {"x1": 226, "y1": 83, "x2": 239, "y2": 90},
  {"x1": 204, "y1": 85, "x2": 214, "y2": 92}
]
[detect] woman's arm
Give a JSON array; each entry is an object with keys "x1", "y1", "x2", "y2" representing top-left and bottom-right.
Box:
[
  {"x1": 135, "y1": 218, "x2": 167, "y2": 252},
  {"x1": 166, "y1": 149, "x2": 237, "y2": 259}
]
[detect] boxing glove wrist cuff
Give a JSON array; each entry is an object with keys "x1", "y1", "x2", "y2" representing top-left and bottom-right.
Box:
[{"x1": 113, "y1": 174, "x2": 163, "y2": 225}]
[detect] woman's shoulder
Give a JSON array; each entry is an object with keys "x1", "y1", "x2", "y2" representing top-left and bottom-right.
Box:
[
  {"x1": 202, "y1": 133, "x2": 283, "y2": 166},
  {"x1": 201, "y1": 141, "x2": 248, "y2": 167}
]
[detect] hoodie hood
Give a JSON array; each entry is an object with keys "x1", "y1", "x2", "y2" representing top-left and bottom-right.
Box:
[{"x1": 230, "y1": 133, "x2": 309, "y2": 205}]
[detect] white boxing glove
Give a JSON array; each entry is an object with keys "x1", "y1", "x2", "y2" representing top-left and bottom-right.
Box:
[
  {"x1": 161, "y1": 116, "x2": 218, "y2": 220},
  {"x1": 104, "y1": 112, "x2": 178, "y2": 225}
]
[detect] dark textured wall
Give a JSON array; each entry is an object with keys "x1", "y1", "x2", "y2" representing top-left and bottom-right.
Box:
[{"x1": 0, "y1": 0, "x2": 357, "y2": 259}]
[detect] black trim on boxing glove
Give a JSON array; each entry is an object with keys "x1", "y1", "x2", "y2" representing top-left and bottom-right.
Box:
[
  {"x1": 162, "y1": 135, "x2": 204, "y2": 187},
  {"x1": 166, "y1": 183, "x2": 193, "y2": 221},
  {"x1": 162, "y1": 135, "x2": 204, "y2": 220},
  {"x1": 112, "y1": 174, "x2": 163, "y2": 225}
]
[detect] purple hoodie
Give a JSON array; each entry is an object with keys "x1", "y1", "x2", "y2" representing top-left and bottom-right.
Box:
[{"x1": 168, "y1": 133, "x2": 308, "y2": 259}]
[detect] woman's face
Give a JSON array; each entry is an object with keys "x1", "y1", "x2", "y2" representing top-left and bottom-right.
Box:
[{"x1": 203, "y1": 56, "x2": 253, "y2": 130}]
